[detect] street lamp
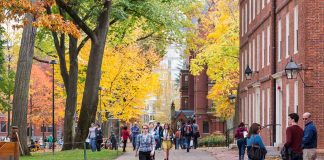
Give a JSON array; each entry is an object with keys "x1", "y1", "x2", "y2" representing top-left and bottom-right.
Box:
[
  {"x1": 244, "y1": 65, "x2": 253, "y2": 80},
  {"x1": 49, "y1": 60, "x2": 57, "y2": 154},
  {"x1": 284, "y1": 57, "x2": 312, "y2": 87},
  {"x1": 228, "y1": 94, "x2": 236, "y2": 104},
  {"x1": 41, "y1": 122, "x2": 45, "y2": 146},
  {"x1": 285, "y1": 57, "x2": 299, "y2": 79}
]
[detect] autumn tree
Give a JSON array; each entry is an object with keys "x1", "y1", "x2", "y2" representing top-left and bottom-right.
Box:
[{"x1": 189, "y1": 0, "x2": 239, "y2": 120}]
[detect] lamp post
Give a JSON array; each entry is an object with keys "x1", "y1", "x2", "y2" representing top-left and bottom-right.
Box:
[
  {"x1": 228, "y1": 94, "x2": 236, "y2": 104},
  {"x1": 49, "y1": 60, "x2": 57, "y2": 154},
  {"x1": 41, "y1": 122, "x2": 45, "y2": 145},
  {"x1": 284, "y1": 57, "x2": 311, "y2": 87},
  {"x1": 244, "y1": 65, "x2": 253, "y2": 80}
]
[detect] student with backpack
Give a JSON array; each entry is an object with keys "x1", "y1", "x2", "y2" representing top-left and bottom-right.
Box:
[
  {"x1": 192, "y1": 120, "x2": 200, "y2": 149},
  {"x1": 183, "y1": 120, "x2": 193, "y2": 152},
  {"x1": 95, "y1": 124, "x2": 103, "y2": 151}
]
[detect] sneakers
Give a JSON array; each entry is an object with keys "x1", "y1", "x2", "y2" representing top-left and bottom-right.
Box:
[{"x1": 187, "y1": 148, "x2": 189, "y2": 152}]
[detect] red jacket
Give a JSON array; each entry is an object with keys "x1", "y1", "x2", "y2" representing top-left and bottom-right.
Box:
[
  {"x1": 121, "y1": 129, "x2": 130, "y2": 140},
  {"x1": 235, "y1": 127, "x2": 247, "y2": 139}
]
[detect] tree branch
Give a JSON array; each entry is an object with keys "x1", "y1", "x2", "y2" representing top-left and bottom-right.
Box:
[
  {"x1": 77, "y1": 36, "x2": 90, "y2": 54},
  {"x1": 33, "y1": 57, "x2": 50, "y2": 64},
  {"x1": 136, "y1": 32, "x2": 155, "y2": 42},
  {"x1": 55, "y1": 0, "x2": 96, "y2": 41}
]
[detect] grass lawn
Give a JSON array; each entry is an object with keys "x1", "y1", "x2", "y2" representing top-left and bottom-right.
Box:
[{"x1": 20, "y1": 149, "x2": 122, "y2": 160}]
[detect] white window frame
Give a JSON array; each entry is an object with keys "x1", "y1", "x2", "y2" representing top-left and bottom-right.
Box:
[
  {"x1": 245, "y1": 3, "x2": 248, "y2": 33},
  {"x1": 249, "y1": 0, "x2": 252, "y2": 24},
  {"x1": 249, "y1": 42, "x2": 252, "y2": 67},
  {"x1": 245, "y1": 96, "x2": 248, "y2": 124},
  {"x1": 245, "y1": 50, "x2": 248, "y2": 69},
  {"x1": 241, "y1": 98, "x2": 244, "y2": 122},
  {"x1": 286, "y1": 84, "x2": 290, "y2": 128},
  {"x1": 256, "y1": 89, "x2": 260, "y2": 124},
  {"x1": 257, "y1": 34, "x2": 260, "y2": 71},
  {"x1": 249, "y1": 94, "x2": 252, "y2": 125},
  {"x1": 278, "y1": 19, "x2": 282, "y2": 62},
  {"x1": 267, "y1": 25, "x2": 270, "y2": 65},
  {"x1": 262, "y1": 90, "x2": 265, "y2": 126},
  {"x1": 286, "y1": 13, "x2": 290, "y2": 58},
  {"x1": 262, "y1": 30, "x2": 265, "y2": 68},
  {"x1": 262, "y1": 0, "x2": 265, "y2": 9},
  {"x1": 257, "y1": 0, "x2": 260, "y2": 15},
  {"x1": 267, "y1": 88, "x2": 270, "y2": 127},
  {"x1": 241, "y1": 8, "x2": 244, "y2": 37},
  {"x1": 253, "y1": 38, "x2": 255, "y2": 71},
  {"x1": 294, "y1": 5, "x2": 299, "y2": 54},
  {"x1": 267, "y1": 0, "x2": 270, "y2": 4},
  {"x1": 253, "y1": 0, "x2": 255, "y2": 20},
  {"x1": 252, "y1": 93, "x2": 255, "y2": 123},
  {"x1": 294, "y1": 81, "x2": 298, "y2": 113},
  {"x1": 241, "y1": 54, "x2": 244, "y2": 81}
]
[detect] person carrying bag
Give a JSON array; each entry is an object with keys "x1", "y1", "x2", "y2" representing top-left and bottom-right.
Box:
[{"x1": 247, "y1": 123, "x2": 267, "y2": 160}]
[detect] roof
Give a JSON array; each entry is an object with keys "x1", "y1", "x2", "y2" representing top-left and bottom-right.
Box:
[{"x1": 175, "y1": 110, "x2": 194, "y2": 118}]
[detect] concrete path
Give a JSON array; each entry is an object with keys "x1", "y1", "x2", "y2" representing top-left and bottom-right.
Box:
[{"x1": 115, "y1": 148, "x2": 215, "y2": 160}]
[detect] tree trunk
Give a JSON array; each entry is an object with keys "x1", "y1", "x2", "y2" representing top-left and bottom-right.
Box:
[
  {"x1": 74, "y1": 1, "x2": 111, "y2": 148},
  {"x1": 62, "y1": 36, "x2": 78, "y2": 150},
  {"x1": 11, "y1": 14, "x2": 36, "y2": 156}
]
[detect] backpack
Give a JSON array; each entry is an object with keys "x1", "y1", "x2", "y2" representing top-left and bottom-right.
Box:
[
  {"x1": 192, "y1": 124, "x2": 198, "y2": 134},
  {"x1": 184, "y1": 125, "x2": 192, "y2": 136}
]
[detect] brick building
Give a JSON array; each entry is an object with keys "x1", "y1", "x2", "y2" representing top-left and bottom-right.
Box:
[
  {"x1": 239, "y1": 0, "x2": 323, "y2": 150},
  {"x1": 174, "y1": 60, "x2": 225, "y2": 136}
]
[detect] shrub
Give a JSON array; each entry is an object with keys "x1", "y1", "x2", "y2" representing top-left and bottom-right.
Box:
[{"x1": 198, "y1": 134, "x2": 232, "y2": 147}]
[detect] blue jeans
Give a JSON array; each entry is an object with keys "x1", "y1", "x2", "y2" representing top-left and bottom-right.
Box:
[
  {"x1": 237, "y1": 139, "x2": 246, "y2": 158},
  {"x1": 184, "y1": 136, "x2": 191, "y2": 151},
  {"x1": 90, "y1": 138, "x2": 96, "y2": 152},
  {"x1": 175, "y1": 138, "x2": 180, "y2": 149},
  {"x1": 132, "y1": 135, "x2": 137, "y2": 150}
]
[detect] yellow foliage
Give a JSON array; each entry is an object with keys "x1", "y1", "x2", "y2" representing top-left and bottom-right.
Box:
[{"x1": 189, "y1": 0, "x2": 239, "y2": 120}]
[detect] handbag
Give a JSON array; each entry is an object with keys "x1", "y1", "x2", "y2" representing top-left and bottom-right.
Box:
[
  {"x1": 247, "y1": 136, "x2": 266, "y2": 160},
  {"x1": 85, "y1": 138, "x2": 90, "y2": 143}
]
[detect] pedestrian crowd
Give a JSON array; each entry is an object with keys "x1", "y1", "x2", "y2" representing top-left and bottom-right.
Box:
[{"x1": 235, "y1": 112, "x2": 317, "y2": 160}]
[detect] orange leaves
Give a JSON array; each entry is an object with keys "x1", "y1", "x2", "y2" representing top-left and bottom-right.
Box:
[
  {"x1": 33, "y1": 14, "x2": 81, "y2": 38},
  {"x1": 0, "y1": 0, "x2": 81, "y2": 38}
]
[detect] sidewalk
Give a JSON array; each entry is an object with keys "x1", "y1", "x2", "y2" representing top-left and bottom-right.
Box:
[{"x1": 115, "y1": 148, "x2": 215, "y2": 160}]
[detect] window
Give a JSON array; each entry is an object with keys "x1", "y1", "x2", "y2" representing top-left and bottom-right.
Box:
[
  {"x1": 294, "y1": 5, "x2": 299, "y2": 53},
  {"x1": 278, "y1": 19, "x2": 282, "y2": 61},
  {"x1": 262, "y1": 0, "x2": 265, "y2": 9},
  {"x1": 257, "y1": 0, "x2": 260, "y2": 14},
  {"x1": 253, "y1": 38, "x2": 255, "y2": 71},
  {"x1": 245, "y1": 50, "x2": 248, "y2": 69},
  {"x1": 249, "y1": 42, "x2": 252, "y2": 67},
  {"x1": 252, "y1": 93, "x2": 255, "y2": 122},
  {"x1": 184, "y1": 98, "x2": 188, "y2": 109},
  {"x1": 286, "y1": 84, "x2": 290, "y2": 128},
  {"x1": 262, "y1": 30, "x2": 265, "y2": 68},
  {"x1": 267, "y1": 25, "x2": 270, "y2": 65},
  {"x1": 249, "y1": 0, "x2": 252, "y2": 23},
  {"x1": 242, "y1": 7, "x2": 244, "y2": 37},
  {"x1": 245, "y1": 96, "x2": 248, "y2": 124},
  {"x1": 203, "y1": 121, "x2": 209, "y2": 133},
  {"x1": 1, "y1": 121, "x2": 6, "y2": 132},
  {"x1": 248, "y1": 94, "x2": 252, "y2": 125},
  {"x1": 286, "y1": 13, "x2": 290, "y2": 58},
  {"x1": 294, "y1": 81, "x2": 298, "y2": 113},
  {"x1": 253, "y1": 0, "x2": 255, "y2": 20},
  {"x1": 241, "y1": 98, "x2": 244, "y2": 122},
  {"x1": 245, "y1": 3, "x2": 248, "y2": 33},
  {"x1": 257, "y1": 34, "x2": 260, "y2": 71},
  {"x1": 47, "y1": 126, "x2": 53, "y2": 132},
  {"x1": 256, "y1": 89, "x2": 260, "y2": 124},
  {"x1": 241, "y1": 55, "x2": 244, "y2": 81},
  {"x1": 262, "y1": 90, "x2": 265, "y2": 126},
  {"x1": 267, "y1": 88, "x2": 270, "y2": 127},
  {"x1": 184, "y1": 75, "x2": 189, "y2": 86}
]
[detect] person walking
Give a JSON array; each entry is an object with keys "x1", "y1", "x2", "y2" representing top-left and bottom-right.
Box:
[
  {"x1": 162, "y1": 124, "x2": 173, "y2": 160},
  {"x1": 47, "y1": 135, "x2": 53, "y2": 149},
  {"x1": 183, "y1": 120, "x2": 193, "y2": 152},
  {"x1": 154, "y1": 122, "x2": 163, "y2": 150},
  {"x1": 131, "y1": 122, "x2": 140, "y2": 151},
  {"x1": 180, "y1": 122, "x2": 186, "y2": 149},
  {"x1": 235, "y1": 122, "x2": 248, "y2": 160},
  {"x1": 121, "y1": 126, "x2": 130, "y2": 152},
  {"x1": 148, "y1": 121, "x2": 157, "y2": 160},
  {"x1": 87, "y1": 123, "x2": 97, "y2": 152},
  {"x1": 175, "y1": 128, "x2": 181, "y2": 150},
  {"x1": 135, "y1": 124, "x2": 155, "y2": 160},
  {"x1": 282, "y1": 113, "x2": 303, "y2": 160},
  {"x1": 192, "y1": 120, "x2": 200, "y2": 149},
  {"x1": 302, "y1": 112, "x2": 317, "y2": 160},
  {"x1": 246, "y1": 123, "x2": 267, "y2": 160},
  {"x1": 96, "y1": 124, "x2": 103, "y2": 151}
]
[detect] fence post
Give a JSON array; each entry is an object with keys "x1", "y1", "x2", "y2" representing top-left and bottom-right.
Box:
[{"x1": 84, "y1": 142, "x2": 87, "y2": 160}]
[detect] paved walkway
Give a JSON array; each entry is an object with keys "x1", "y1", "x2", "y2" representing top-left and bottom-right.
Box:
[{"x1": 115, "y1": 148, "x2": 215, "y2": 160}]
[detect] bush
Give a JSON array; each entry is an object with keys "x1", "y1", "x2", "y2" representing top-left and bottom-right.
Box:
[{"x1": 198, "y1": 134, "x2": 232, "y2": 147}]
